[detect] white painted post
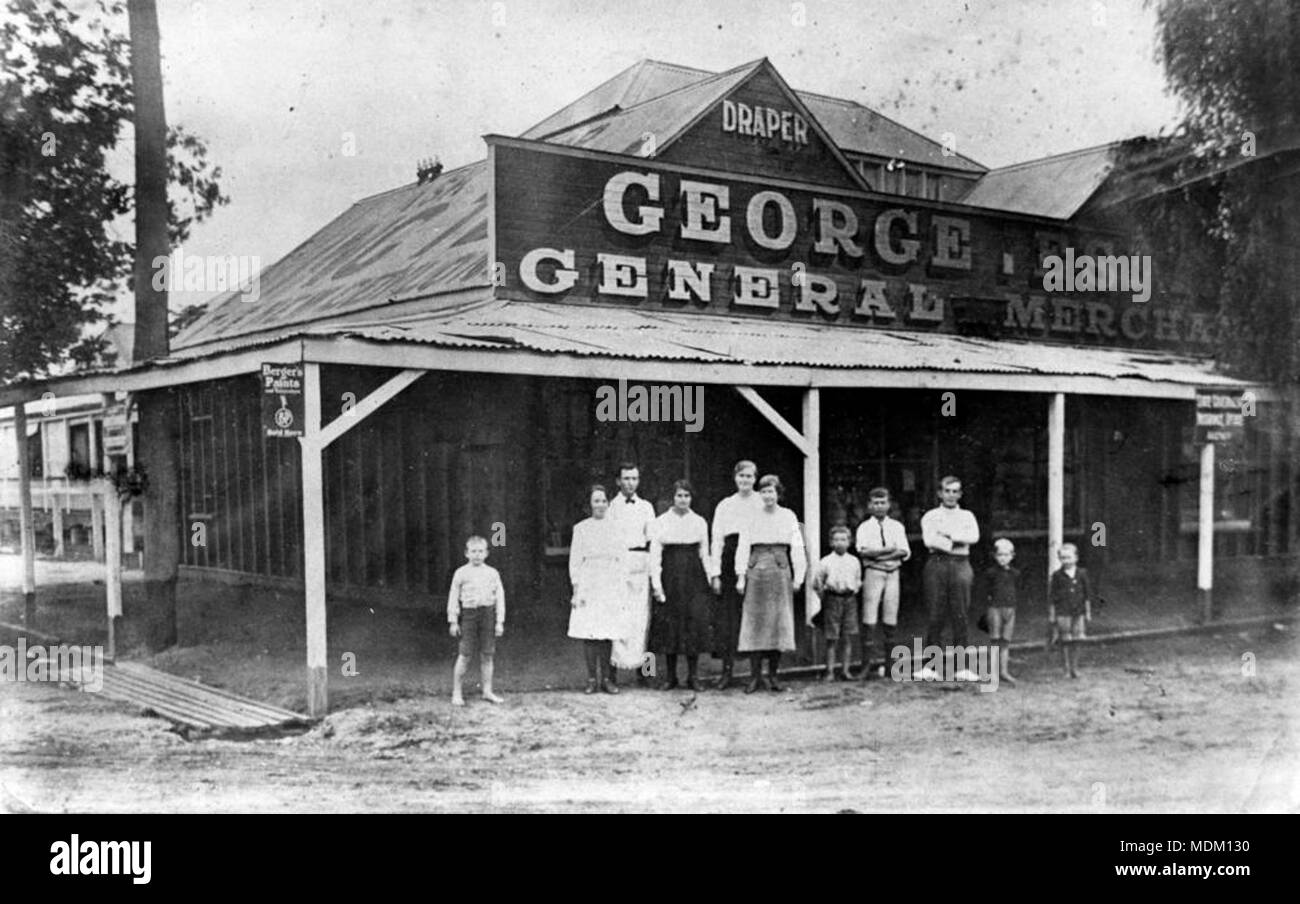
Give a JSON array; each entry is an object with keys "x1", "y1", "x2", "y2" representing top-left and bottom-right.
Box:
[
  {"x1": 1198, "y1": 441, "x2": 1215, "y2": 621},
  {"x1": 90, "y1": 492, "x2": 105, "y2": 562},
  {"x1": 300, "y1": 361, "x2": 328, "y2": 717},
  {"x1": 1048, "y1": 392, "x2": 1065, "y2": 584},
  {"x1": 802, "y1": 388, "x2": 821, "y2": 628},
  {"x1": 52, "y1": 503, "x2": 65, "y2": 558},
  {"x1": 104, "y1": 480, "x2": 123, "y2": 661},
  {"x1": 14, "y1": 404, "x2": 37, "y2": 628}
]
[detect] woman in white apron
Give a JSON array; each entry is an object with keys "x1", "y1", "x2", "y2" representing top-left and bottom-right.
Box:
[{"x1": 568, "y1": 485, "x2": 628, "y2": 694}]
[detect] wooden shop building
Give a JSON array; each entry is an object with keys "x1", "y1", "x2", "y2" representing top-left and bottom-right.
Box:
[{"x1": 3, "y1": 59, "x2": 1292, "y2": 715}]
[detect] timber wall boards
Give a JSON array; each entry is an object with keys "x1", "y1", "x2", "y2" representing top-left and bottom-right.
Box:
[{"x1": 173, "y1": 370, "x2": 1296, "y2": 613}]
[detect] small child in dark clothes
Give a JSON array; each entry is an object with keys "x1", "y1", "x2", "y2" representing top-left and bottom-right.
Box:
[
  {"x1": 974, "y1": 537, "x2": 1024, "y2": 684},
  {"x1": 1048, "y1": 543, "x2": 1093, "y2": 679}
]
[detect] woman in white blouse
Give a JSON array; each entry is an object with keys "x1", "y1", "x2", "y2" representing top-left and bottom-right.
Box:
[
  {"x1": 650, "y1": 479, "x2": 715, "y2": 691},
  {"x1": 709, "y1": 460, "x2": 764, "y2": 689},
  {"x1": 735, "y1": 474, "x2": 807, "y2": 693},
  {"x1": 568, "y1": 485, "x2": 627, "y2": 694}
]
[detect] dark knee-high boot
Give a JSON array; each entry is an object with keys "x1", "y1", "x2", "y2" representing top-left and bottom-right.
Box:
[
  {"x1": 686, "y1": 655, "x2": 701, "y2": 691},
  {"x1": 744, "y1": 653, "x2": 765, "y2": 693},
  {"x1": 583, "y1": 641, "x2": 599, "y2": 693},
  {"x1": 663, "y1": 654, "x2": 679, "y2": 690},
  {"x1": 601, "y1": 640, "x2": 618, "y2": 694},
  {"x1": 767, "y1": 651, "x2": 783, "y2": 691},
  {"x1": 881, "y1": 622, "x2": 897, "y2": 676},
  {"x1": 717, "y1": 652, "x2": 734, "y2": 690},
  {"x1": 859, "y1": 624, "x2": 876, "y2": 680}
]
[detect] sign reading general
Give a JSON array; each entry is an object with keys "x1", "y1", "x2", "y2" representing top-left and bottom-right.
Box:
[
  {"x1": 489, "y1": 138, "x2": 1213, "y2": 351},
  {"x1": 262, "y1": 362, "x2": 304, "y2": 438}
]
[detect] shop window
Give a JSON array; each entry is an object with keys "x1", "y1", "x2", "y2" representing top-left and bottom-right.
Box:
[
  {"x1": 68, "y1": 422, "x2": 92, "y2": 479},
  {"x1": 27, "y1": 429, "x2": 42, "y2": 479},
  {"x1": 540, "y1": 379, "x2": 687, "y2": 553},
  {"x1": 1176, "y1": 424, "x2": 1260, "y2": 549}
]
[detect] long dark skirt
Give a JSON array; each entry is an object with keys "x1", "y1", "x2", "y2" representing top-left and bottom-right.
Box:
[
  {"x1": 711, "y1": 533, "x2": 743, "y2": 658},
  {"x1": 651, "y1": 544, "x2": 713, "y2": 655}
]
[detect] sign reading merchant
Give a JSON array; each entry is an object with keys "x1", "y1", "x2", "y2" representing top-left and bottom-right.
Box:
[
  {"x1": 489, "y1": 138, "x2": 1214, "y2": 351},
  {"x1": 262, "y1": 362, "x2": 304, "y2": 438}
]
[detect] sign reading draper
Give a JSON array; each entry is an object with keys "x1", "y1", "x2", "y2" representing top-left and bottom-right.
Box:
[{"x1": 262, "y1": 362, "x2": 304, "y2": 438}]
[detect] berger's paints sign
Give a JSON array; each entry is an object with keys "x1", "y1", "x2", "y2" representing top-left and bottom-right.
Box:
[{"x1": 489, "y1": 139, "x2": 1212, "y2": 351}]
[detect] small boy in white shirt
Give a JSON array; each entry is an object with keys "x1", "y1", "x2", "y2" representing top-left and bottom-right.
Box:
[
  {"x1": 810, "y1": 525, "x2": 862, "y2": 681},
  {"x1": 447, "y1": 535, "x2": 506, "y2": 706},
  {"x1": 855, "y1": 487, "x2": 911, "y2": 678}
]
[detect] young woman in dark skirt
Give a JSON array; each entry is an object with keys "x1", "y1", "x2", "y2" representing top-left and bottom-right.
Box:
[
  {"x1": 708, "y1": 460, "x2": 764, "y2": 689},
  {"x1": 649, "y1": 480, "x2": 714, "y2": 691}
]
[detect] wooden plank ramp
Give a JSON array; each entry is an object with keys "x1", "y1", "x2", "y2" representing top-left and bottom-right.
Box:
[{"x1": 61, "y1": 660, "x2": 309, "y2": 732}]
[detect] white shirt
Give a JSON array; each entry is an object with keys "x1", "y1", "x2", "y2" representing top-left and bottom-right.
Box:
[
  {"x1": 446, "y1": 563, "x2": 505, "y2": 625},
  {"x1": 606, "y1": 493, "x2": 655, "y2": 550},
  {"x1": 811, "y1": 551, "x2": 862, "y2": 594},
  {"x1": 650, "y1": 508, "x2": 714, "y2": 594},
  {"x1": 920, "y1": 505, "x2": 980, "y2": 555},
  {"x1": 734, "y1": 505, "x2": 807, "y2": 587},
  {"x1": 710, "y1": 491, "x2": 766, "y2": 575},
  {"x1": 855, "y1": 516, "x2": 911, "y2": 572}
]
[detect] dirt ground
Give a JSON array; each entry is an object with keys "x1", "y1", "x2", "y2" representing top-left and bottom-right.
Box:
[{"x1": 2, "y1": 626, "x2": 1297, "y2": 813}]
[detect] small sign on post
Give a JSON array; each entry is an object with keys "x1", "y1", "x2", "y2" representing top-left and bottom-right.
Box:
[
  {"x1": 1195, "y1": 391, "x2": 1246, "y2": 444},
  {"x1": 262, "y1": 363, "x2": 305, "y2": 438},
  {"x1": 103, "y1": 404, "x2": 130, "y2": 456}
]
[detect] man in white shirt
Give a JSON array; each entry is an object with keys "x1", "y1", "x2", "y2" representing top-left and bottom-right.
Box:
[
  {"x1": 855, "y1": 487, "x2": 910, "y2": 678},
  {"x1": 919, "y1": 476, "x2": 980, "y2": 678},
  {"x1": 605, "y1": 462, "x2": 655, "y2": 686}
]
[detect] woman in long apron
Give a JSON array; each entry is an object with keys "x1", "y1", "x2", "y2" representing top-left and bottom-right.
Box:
[
  {"x1": 568, "y1": 485, "x2": 628, "y2": 694},
  {"x1": 735, "y1": 474, "x2": 807, "y2": 693},
  {"x1": 709, "y1": 460, "x2": 763, "y2": 689},
  {"x1": 650, "y1": 480, "x2": 715, "y2": 691}
]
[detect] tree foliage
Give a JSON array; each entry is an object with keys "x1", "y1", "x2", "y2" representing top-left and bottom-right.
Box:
[
  {"x1": 1143, "y1": 0, "x2": 1300, "y2": 385},
  {"x1": 0, "y1": 0, "x2": 227, "y2": 381}
]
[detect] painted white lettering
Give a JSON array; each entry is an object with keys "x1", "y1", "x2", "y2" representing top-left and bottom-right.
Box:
[
  {"x1": 679, "y1": 181, "x2": 731, "y2": 243},
  {"x1": 745, "y1": 190, "x2": 797, "y2": 251},
  {"x1": 733, "y1": 266, "x2": 780, "y2": 309},
  {"x1": 596, "y1": 253, "x2": 648, "y2": 298},
  {"x1": 520, "y1": 247, "x2": 579, "y2": 294},
  {"x1": 603, "y1": 172, "x2": 663, "y2": 236}
]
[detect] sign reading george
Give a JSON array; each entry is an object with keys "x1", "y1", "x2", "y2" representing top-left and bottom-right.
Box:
[
  {"x1": 1195, "y1": 391, "x2": 1247, "y2": 444},
  {"x1": 262, "y1": 362, "x2": 304, "y2": 438},
  {"x1": 489, "y1": 139, "x2": 1214, "y2": 352}
]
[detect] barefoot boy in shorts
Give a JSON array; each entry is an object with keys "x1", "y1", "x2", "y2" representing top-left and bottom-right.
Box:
[
  {"x1": 810, "y1": 526, "x2": 862, "y2": 681},
  {"x1": 448, "y1": 535, "x2": 506, "y2": 705}
]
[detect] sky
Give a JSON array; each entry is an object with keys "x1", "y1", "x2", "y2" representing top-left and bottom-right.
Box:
[{"x1": 99, "y1": 0, "x2": 1185, "y2": 317}]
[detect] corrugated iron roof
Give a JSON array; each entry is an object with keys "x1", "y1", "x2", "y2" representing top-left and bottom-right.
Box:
[
  {"x1": 310, "y1": 299, "x2": 1242, "y2": 388},
  {"x1": 546, "y1": 62, "x2": 762, "y2": 157},
  {"x1": 962, "y1": 144, "x2": 1117, "y2": 219},
  {"x1": 173, "y1": 160, "x2": 491, "y2": 349},
  {"x1": 531, "y1": 59, "x2": 986, "y2": 173},
  {"x1": 522, "y1": 59, "x2": 713, "y2": 139},
  {"x1": 798, "y1": 92, "x2": 985, "y2": 173}
]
